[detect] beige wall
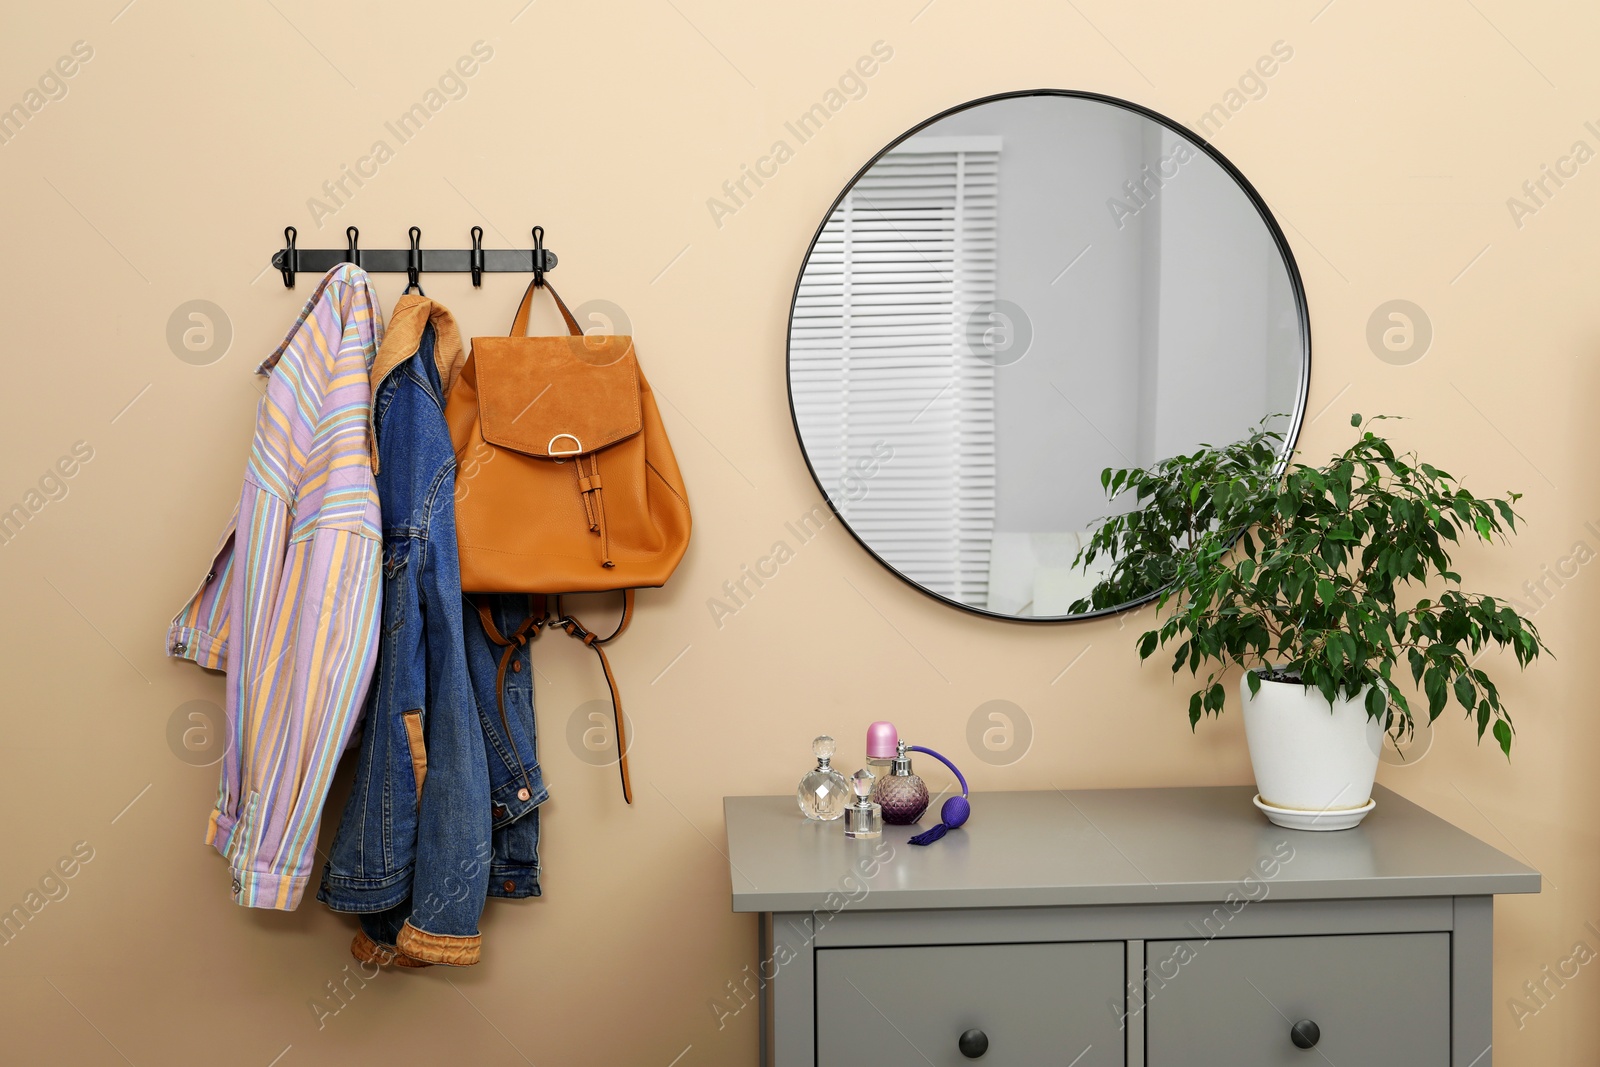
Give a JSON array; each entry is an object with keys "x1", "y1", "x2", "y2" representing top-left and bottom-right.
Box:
[{"x1": 1, "y1": 0, "x2": 1596, "y2": 1062}]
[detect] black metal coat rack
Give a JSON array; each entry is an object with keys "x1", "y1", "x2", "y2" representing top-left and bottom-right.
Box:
[{"x1": 272, "y1": 224, "x2": 557, "y2": 289}]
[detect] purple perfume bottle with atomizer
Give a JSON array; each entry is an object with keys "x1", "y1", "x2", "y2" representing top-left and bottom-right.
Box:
[
  {"x1": 862, "y1": 720, "x2": 972, "y2": 845},
  {"x1": 874, "y1": 739, "x2": 931, "y2": 825}
]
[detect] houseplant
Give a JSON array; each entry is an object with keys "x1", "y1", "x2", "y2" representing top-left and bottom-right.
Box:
[{"x1": 1071, "y1": 415, "x2": 1550, "y2": 829}]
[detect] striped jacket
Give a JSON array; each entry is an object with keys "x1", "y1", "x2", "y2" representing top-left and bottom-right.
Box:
[{"x1": 167, "y1": 265, "x2": 384, "y2": 910}]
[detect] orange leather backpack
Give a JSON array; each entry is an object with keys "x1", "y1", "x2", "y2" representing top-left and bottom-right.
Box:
[{"x1": 445, "y1": 279, "x2": 691, "y2": 802}]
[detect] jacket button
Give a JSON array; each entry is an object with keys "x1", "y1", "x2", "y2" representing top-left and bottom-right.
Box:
[
  {"x1": 492, "y1": 803, "x2": 506, "y2": 817},
  {"x1": 502, "y1": 880, "x2": 516, "y2": 892},
  {"x1": 172, "y1": 642, "x2": 187, "y2": 655},
  {"x1": 517, "y1": 787, "x2": 531, "y2": 801},
  {"x1": 205, "y1": 571, "x2": 215, "y2": 583}
]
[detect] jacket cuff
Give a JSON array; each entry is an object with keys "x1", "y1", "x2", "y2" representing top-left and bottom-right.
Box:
[
  {"x1": 166, "y1": 623, "x2": 227, "y2": 669},
  {"x1": 489, "y1": 775, "x2": 548, "y2": 828},
  {"x1": 487, "y1": 861, "x2": 541, "y2": 899},
  {"x1": 206, "y1": 810, "x2": 310, "y2": 910},
  {"x1": 351, "y1": 928, "x2": 432, "y2": 969},
  {"x1": 397, "y1": 920, "x2": 482, "y2": 966},
  {"x1": 317, "y1": 866, "x2": 413, "y2": 914},
  {"x1": 231, "y1": 867, "x2": 310, "y2": 911}
]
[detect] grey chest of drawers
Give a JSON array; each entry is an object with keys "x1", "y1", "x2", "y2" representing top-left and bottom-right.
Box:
[{"x1": 722, "y1": 785, "x2": 1539, "y2": 1067}]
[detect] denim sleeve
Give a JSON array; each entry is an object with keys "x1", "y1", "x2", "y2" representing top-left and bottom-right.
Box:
[{"x1": 392, "y1": 468, "x2": 494, "y2": 965}]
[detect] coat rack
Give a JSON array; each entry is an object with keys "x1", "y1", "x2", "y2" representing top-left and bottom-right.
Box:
[{"x1": 272, "y1": 225, "x2": 557, "y2": 289}]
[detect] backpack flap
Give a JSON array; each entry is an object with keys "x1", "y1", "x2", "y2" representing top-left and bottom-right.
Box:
[{"x1": 474, "y1": 336, "x2": 642, "y2": 458}]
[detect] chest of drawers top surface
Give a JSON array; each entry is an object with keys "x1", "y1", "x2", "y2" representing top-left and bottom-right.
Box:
[{"x1": 723, "y1": 785, "x2": 1539, "y2": 913}]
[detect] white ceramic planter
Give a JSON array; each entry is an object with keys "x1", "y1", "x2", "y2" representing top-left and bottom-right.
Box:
[{"x1": 1240, "y1": 672, "x2": 1384, "y2": 830}]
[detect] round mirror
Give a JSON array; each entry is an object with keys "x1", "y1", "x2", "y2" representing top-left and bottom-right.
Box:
[{"x1": 786, "y1": 90, "x2": 1309, "y2": 620}]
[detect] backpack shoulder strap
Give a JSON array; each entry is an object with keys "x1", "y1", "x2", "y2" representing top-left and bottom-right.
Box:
[{"x1": 555, "y1": 590, "x2": 634, "y2": 803}]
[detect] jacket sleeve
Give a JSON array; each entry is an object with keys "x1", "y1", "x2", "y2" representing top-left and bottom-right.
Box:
[
  {"x1": 221, "y1": 490, "x2": 383, "y2": 910},
  {"x1": 166, "y1": 504, "x2": 238, "y2": 670},
  {"x1": 393, "y1": 468, "x2": 494, "y2": 965}
]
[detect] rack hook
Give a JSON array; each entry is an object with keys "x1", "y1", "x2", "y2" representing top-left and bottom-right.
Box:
[
  {"x1": 532, "y1": 225, "x2": 546, "y2": 287},
  {"x1": 405, "y1": 226, "x2": 425, "y2": 295},
  {"x1": 279, "y1": 226, "x2": 298, "y2": 288},
  {"x1": 469, "y1": 226, "x2": 485, "y2": 287},
  {"x1": 344, "y1": 226, "x2": 361, "y2": 267}
]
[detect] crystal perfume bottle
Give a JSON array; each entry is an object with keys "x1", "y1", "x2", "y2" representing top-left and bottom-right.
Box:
[
  {"x1": 872, "y1": 740, "x2": 931, "y2": 825},
  {"x1": 843, "y1": 768, "x2": 883, "y2": 839},
  {"x1": 797, "y1": 735, "x2": 851, "y2": 821}
]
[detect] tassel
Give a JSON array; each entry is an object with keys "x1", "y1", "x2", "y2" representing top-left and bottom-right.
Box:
[{"x1": 907, "y1": 794, "x2": 970, "y2": 846}]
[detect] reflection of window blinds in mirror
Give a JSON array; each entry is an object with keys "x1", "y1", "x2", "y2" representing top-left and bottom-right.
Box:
[{"x1": 792, "y1": 136, "x2": 999, "y2": 605}]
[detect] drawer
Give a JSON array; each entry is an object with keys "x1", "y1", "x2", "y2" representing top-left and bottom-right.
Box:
[
  {"x1": 1144, "y1": 933, "x2": 1450, "y2": 1066},
  {"x1": 815, "y1": 941, "x2": 1125, "y2": 1066}
]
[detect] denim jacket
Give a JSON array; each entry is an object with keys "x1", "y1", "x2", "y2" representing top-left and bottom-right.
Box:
[{"x1": 317, "y1": 296, "x2": 548, "y2": 967}]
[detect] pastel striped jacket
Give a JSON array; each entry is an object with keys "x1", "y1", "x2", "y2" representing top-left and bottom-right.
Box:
[{"x1": 167, "y1": 265, "x2": 385, "y2": 910}]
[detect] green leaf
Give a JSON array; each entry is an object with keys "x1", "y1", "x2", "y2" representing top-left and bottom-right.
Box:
[
  {"x1": 1364, "y1": 685, "x2": 1387, "y2": 721},
  {"x1": 1454, "y1": 673, "x2": 1475, "y2": 711},
  {"x1": 1424, "y1": 667, "x2": 1447, "y2": 719},
  {"x1": 1492, "y1": 719, "x2": 1513, "y2": 759},
  {"x1": 1351, "y1": 413, "x2": 1362, "y2": 427}
]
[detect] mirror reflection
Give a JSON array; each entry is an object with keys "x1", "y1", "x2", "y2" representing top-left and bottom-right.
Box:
[{"x1": 788, "y1": 92, "x2": 1307, "y2": 619}]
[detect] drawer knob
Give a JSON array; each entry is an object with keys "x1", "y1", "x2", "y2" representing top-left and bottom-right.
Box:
[
  {"x1": 1290, "y1": 1019, "x2": 1321, "y2": 1050},
  {"x1": 957, "y1": 1028, "x2": 989, "y2": 1058}
]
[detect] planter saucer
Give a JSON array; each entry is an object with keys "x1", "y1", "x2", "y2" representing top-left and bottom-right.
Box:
[{"x1": 1252, "y1": 794, "x2": 1376, "y2": 832}]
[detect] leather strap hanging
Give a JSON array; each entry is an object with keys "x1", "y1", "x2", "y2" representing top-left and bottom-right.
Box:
[
  {"x1": 471, "y1": 597, "x2": 543, "y2": 801},
  {"x1": 552, "y1": 591, "x2": 634, "y2": 804},
  {"x1": 471, "y1": 592, "x2": 636, "y2": 804}
]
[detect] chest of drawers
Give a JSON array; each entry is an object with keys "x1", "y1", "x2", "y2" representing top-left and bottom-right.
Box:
[{"x1": 722, "y1": 785, "x2": 1538, "y2": 1066}]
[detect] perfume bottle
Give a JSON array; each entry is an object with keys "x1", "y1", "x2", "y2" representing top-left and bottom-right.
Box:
[
  {"x1": 872, "y1": 740, "x2": 931, "y2": 825},
  {"x1": 797, "y1": 735, "x2": 851, "y2": 821},
  {"x1": 843, "y1": 768, "x2": 883, "y2": 839},
  {"x1": 865, "y1": 720, "x2": 899, "y2": 779}
]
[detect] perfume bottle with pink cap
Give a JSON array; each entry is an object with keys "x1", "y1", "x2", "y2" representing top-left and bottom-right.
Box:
[
  {"x1": 867, "y1": 722, "x2": 931, "y2": 825},
  {"x1": 861, "y1": 720, "x2": 973, "y2": 845},
  {"x1": 865, "y1": 720, "x2": 901, "y2": 779}
]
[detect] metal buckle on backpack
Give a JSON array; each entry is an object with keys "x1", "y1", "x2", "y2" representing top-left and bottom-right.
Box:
[{"x1": 548, "y1": 433, "x2": 583, "y2": 457}]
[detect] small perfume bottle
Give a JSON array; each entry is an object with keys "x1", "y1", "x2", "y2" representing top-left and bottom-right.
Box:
[
  {"x1": 797, "y1": 735, "x2": 851, "y2": 821},
  {"x1": 844, "y1": 768, "x2": 883, "y2": 839},
  {"x1": 872, "y1": 740, "x2": 930, "y2": 825}
]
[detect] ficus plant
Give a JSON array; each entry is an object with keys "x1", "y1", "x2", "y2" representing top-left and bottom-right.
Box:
[{"x1": 1070, "y1": 415, "x2": 1550, "y2": 757}]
